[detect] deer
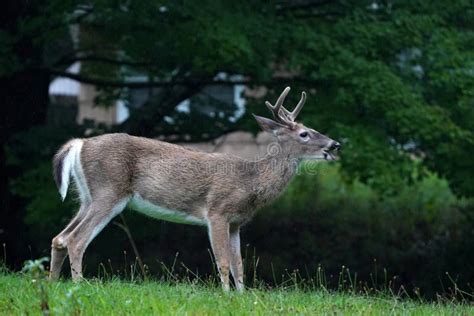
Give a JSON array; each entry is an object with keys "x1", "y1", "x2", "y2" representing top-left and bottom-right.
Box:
[{"x1": 49, "y1": 86, "x2": 340, "y2": 292}]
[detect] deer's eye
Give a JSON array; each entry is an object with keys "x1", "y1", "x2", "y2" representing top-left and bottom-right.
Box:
[{"x1": 299, "y1": 131, "x2": 308, "y2": 138}]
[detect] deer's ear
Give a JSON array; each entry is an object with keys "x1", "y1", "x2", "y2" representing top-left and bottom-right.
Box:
[{"x1": 252, "y1": 114, "x2": 286, "y2": 134}]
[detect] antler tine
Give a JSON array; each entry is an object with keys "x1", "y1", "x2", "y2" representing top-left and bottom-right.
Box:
[
  {"x1": 290, "y1": 91, "x2": 306, "y2": 121},
  {"x1": 264, "y1": 101, "x2": 277, "y2": 116},
  {"x1": 282, "y1": 91, "x2": 306, "y2": 121},
  {"x1": 275, "y1": 86, "x2": 291, "y2": 110},
  {"x1": 265, "y1": 87, "x2": 291, "y2": 123}
]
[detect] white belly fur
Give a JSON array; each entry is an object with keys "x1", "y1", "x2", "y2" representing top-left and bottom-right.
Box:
[{"x1": 128, "y1": 194, "x2": 206, "y2": 226}]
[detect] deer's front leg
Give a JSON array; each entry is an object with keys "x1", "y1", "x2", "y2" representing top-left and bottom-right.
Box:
[
  {"x1": 229, "y1": 224, "x2": 244, "y2": 292},
  {"x1": 207, "y1": 216, "x2": 231, "y2": 291}
]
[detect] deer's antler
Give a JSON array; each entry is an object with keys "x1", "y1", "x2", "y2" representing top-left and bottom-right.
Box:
[{"x1": 265, "y1": 87, "x2": 307, "y2": 127}]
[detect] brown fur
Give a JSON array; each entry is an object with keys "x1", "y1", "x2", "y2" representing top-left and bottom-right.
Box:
[{"x1": 49, "y1": 87, "x2": 339, "y2": 291}]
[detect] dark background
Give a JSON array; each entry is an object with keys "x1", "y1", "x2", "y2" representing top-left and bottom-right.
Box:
[{"x1": 1, "y1": 0, "x2": 473, "y2": 299}]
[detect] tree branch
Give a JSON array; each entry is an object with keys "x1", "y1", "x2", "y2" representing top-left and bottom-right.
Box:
[
  {"x1": 276, "y1": 0, "x2": 333, "y2": 13},
  {"x1": 46, "y1": 68, "x2": 322, "y2": 88},
  {"x1": 54, "y1": 55, "x2": 155, "y2": 68},
  {"x1": 120, "y1": 83, "x2": 204, "y2": 136},
  {"x1": 293, "y1": 11, "x2": 344, "y2": 19},
  {"x1": 69, "y1": 5, "x2": 94, "y2": 24},
  {"x1": 113, "y1": 214, "x2": 147, "y2": 280}
]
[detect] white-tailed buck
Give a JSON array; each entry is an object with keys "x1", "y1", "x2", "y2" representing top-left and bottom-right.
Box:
[{"x1": 50, "y1": 87, "x2": 340, "y2": 291}]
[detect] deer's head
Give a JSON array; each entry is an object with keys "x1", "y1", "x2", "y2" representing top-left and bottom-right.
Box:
[{"x1": 253, "y1": 87, "x2": 340, "y2": 160}]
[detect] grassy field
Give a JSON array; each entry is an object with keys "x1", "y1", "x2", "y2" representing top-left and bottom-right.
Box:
[{"x1": 0, "y1": 273, "x2": 473, "y2": 315}]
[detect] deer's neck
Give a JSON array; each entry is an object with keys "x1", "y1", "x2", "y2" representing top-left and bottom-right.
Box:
[{"x1": 253, "y1": 144, "x2": 300, "y2": 205}]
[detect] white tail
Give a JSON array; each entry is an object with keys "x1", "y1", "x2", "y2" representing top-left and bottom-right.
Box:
[{"x1": 54, "y1": 139, "x2": 90, "y2": 202}]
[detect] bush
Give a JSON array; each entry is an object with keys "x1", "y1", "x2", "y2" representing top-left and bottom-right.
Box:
[{"x1": 248, "y1": 163, "x2": 468, "y2": 298}]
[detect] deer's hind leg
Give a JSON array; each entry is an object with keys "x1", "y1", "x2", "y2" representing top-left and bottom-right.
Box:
[
  {"x1": 50, "y1": 202, "x2": 90, "y2": 280},
  {"x1": 67, "y1": 198, "x2": 128, "y2": 281}
]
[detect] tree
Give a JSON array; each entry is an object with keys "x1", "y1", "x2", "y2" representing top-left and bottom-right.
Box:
[
  {"x1": 268, "y1": 0, "x2": 474, "y2": 196},
  {"x1": 7, "y1": 0, "x2": 471, "y2": 195},
  {"x1": 1, "y1": 1, "x2": 474, "y2": 268}
]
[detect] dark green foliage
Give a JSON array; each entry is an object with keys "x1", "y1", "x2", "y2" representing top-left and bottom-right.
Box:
[
  {"x1": 1, "y1": 0, "x2": 473, "y2": 193},
  {"x1": 249, "y1": 164, "x2": 469, "y2": 297},
  {"x1": 5, "y1": 126, "x2": 83, "y2": 252},
  {"x1": 1, "y1": 0, "x2": 474, "y2": 300}
]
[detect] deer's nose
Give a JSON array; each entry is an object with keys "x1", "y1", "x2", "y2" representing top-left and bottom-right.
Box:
[{"x1": 329, "y1": 141, "x2": 341, "y2": 151}]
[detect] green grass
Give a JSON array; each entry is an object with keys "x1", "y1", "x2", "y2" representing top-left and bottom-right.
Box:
[{"x1": 0, "y1": 274, "x2": 473, "y2": 315}]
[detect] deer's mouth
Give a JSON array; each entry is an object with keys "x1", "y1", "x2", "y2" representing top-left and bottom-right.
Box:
[
  {"x1": 322, "y1": 149, "x2": 337, "y2": 161},
  {"x1": 322, "y1": 141, "x2": 341, "y2": 161}
]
